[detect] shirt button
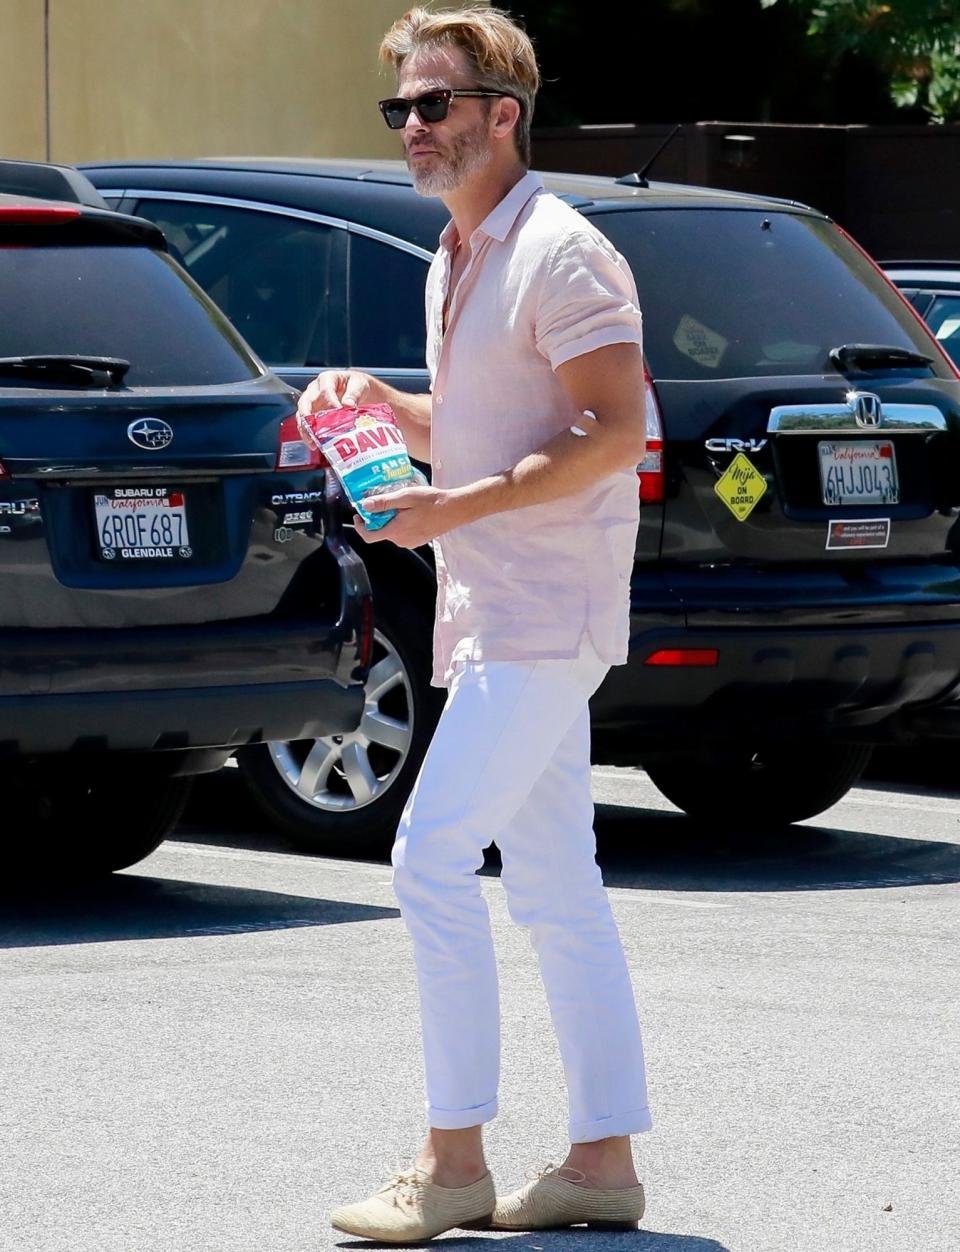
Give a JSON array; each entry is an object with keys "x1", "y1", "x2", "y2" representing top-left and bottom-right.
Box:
[
  {"x1": 435, "y1": 459, "x2": 444, "y2": 470},
  {"x1": 435, "y1": 393, "x2": 444, "y2": 405}
]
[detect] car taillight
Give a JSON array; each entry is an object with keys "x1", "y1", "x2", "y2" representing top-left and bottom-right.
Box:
[
  {"x1": 645, "y1": 648, "x2": 719, "y2": 667},
  {"x1": 833, "y1": 223, "x2": 960, "y2": 383},
  {"x1": 637, "y1": 372, "x2": 665, "y2": 503},
  {"x1": 0, "y1": 460, "x2": 9, "y2": 479},
  {"x1": 276, "y1": 414, "x2": 325, "y2": 471},
  {"x1": 0, "y1": 204, "x2": 82, "y2": 224}
]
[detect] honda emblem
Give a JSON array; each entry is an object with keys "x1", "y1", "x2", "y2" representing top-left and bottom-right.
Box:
[{"x1": 848, "y1": 391, "x2": 882, "y2": 428}]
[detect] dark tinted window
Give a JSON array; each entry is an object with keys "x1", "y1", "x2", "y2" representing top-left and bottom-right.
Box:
[
  {"x1": 132, "y1": 199, "x2": 346, "y2": 367},
  {"x1": 0, "y1": 245, "x2": 260, "y2": 386},
  {"x1": 591, "y1": 208, "x2": 952, "y2": 381},
  {"x1": 348, "y1": 232, "x2": 428, "y2": 369},
  {"x1": 898, "y1": 289, "x2": 934, "y2": 317},
  {"x1": 924, "y1": 294, "x2": 960, "y2": 366}
]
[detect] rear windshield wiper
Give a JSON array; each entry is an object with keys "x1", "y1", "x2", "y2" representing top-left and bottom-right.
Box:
[
  {"x1": 0, "y1": 355, "x2": 131, "y2": 385},
  {"x1": 829, "y1": 343, "x2": 934, "y2": 372}
]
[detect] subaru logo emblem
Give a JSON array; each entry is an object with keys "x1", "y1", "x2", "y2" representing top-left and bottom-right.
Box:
[
  {"x1": 848, "y1": 391, "x2": 882, "y2": 429},
  {"x1": 127, "y1": 418, "x2": 174, "y2": 450}
]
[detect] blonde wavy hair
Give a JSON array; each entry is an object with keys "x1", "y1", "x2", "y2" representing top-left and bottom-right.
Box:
[{"x1": 379, "y1": 5, "x2": 540, "y2": 167}]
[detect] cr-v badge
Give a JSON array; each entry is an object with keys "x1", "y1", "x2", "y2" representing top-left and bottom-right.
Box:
[
  {"x1": 127, "y1": 418, "x2": 174, "y2": 450},
  {"x1": 704, "y1": 437, "x2": 767, "y2": 453}
]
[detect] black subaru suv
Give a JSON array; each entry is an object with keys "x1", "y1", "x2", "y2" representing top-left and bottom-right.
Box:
[
  {"x1": 81, "y1": 158, "x2": 960, "y2": 849},
  {"x1": 0, "y1": 162, "x2": 371, "y2": 873}
]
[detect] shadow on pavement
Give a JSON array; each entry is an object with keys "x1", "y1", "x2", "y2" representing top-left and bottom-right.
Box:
[
  {"x1": 584, "y1": 803, "x2": 960, "y2": 893},
  {"x1": 176, "y1": 765, "x2": 296, "y2": 854},
  {"x1": 0, "y1": 874, "x2": 399, "y2": 949},
  {"x1": 333, "y1": 1231, "x2": 729, "y2": 1249},
  {"x1": 181, "y1": 764, "x2": 960, "y2": 895},
  {"x1": 518, "y1": 1236, "x2": 729, "y2": 1251}
]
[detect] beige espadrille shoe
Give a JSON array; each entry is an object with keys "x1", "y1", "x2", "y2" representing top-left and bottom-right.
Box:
[
  {"x1": 330, "y1": 1166, "x2": 495, "y2": 1243},
  {"x1": 490, "y1": 1163, "x2": 645, "y2": 1232}
]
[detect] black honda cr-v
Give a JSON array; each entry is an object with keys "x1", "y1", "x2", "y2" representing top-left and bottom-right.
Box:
[
  {"x1": 0, "y1": 164, "x2": 371, "y2": 874},
  {"x1": 82, "y1": 158, "x2": 960, "y2": 849}
]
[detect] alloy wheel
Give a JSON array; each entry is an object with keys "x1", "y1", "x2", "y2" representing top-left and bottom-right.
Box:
[{"x1": 266, "y1": 628, "x2": 415, "y2": 812}]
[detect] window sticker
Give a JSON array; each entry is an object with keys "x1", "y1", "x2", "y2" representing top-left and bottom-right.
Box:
[
  {"x1": 673, "y1": 314, "x2": 728, "y2": 369},
  {"x1": 714, "y1": 452, "x2": 767, "y2": 521}
]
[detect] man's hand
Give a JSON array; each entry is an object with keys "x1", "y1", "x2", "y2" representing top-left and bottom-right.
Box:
[
  {"x1": 354, "y1": 484, "x2": 470, "y2": 549},
  {"x1": 296, "y1": 370, "x2": 380, "y2": 446},
  {"x1": 295, "y1": 369, "x2": 432, "y2": 463}
]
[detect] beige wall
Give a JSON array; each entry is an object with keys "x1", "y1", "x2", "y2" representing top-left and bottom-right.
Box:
[
  {"x1": 0, "y1": 1, "x2": 46, "y2": 159},
  {"x1": 3, "y1": 0, "x2": 475, "y2": 165}
]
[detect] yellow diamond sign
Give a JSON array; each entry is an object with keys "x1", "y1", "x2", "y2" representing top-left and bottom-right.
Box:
[{"x1": 714, "y1": 453, "x2": 767, "y2": 521}]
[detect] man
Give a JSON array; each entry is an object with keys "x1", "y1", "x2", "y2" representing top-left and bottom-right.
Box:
[{"x1": 298, "y1": 5, "x2": 652, "y2": 1241}]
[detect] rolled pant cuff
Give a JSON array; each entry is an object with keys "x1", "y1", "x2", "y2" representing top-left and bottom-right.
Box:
[
  {"x1": 427, "y1": 1096, "x2": 498, "y2": 1130},
  {"x1": 569, "y1": 1107, "x2": 653, "y2": 1143}
]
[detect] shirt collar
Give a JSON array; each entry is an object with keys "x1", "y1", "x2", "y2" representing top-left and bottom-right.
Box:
[{"x1": 439, "y1": 169, "x2": 544, "y2": 253}]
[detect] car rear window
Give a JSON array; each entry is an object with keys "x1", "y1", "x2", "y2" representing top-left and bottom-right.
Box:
[
  {"x1": 591, "y1": 208, "x2": 953, "y2": 381},
  {"x1": 0, "y1": 245, "x2": 261, "y2": 386},
  {"x1": 925, "y1": 294, "x2": 960, "y2": 366}
]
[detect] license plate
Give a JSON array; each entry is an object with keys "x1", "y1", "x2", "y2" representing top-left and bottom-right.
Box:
[
  {"x1": 818, "y1": 440, "x2": 899, "y2": 507},
  {"x1": 94, "y1": 487, "x2": 192, "y2": 560}
]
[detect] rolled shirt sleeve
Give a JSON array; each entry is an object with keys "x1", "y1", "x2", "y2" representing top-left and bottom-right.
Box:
[{"x1": 535, "y1": 229, "x2": 644, "y2": 372}]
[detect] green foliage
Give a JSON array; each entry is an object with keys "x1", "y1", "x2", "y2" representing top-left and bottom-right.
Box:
[{"x1": 761, "y1": 0, "x2": 960, "y2": 121}]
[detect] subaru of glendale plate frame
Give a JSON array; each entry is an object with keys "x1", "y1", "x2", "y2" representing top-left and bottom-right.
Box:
[
  {"x1": 818, "y1": 439, "x2": 900, "y2": 507},
  {"x1": 93, "y1": 485, "x2": 192, "y2": 561}
]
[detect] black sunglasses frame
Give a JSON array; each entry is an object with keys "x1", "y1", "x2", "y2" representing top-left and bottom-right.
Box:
[{"x1": 378, "y1": 87, "x2": 515, "y2": 130}]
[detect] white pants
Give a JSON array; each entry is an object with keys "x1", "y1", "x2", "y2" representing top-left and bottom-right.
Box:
[{"x1": 391, "y1": 643, "x2": 652, "y2": 1144}]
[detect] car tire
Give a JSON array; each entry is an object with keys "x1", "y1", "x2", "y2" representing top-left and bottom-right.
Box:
[
  {"x1": 7, "y1": 762, "x2": 193, "y2": 875},
  {"x1": 643, "y1": 742, "x2": 874, "y2": 826},
  {"x1": 238, "y1": 579, "x2": 443, "y2": 857}
]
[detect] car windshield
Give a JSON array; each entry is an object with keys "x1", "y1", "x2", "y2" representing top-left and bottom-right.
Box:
[
  {"x1": 0, "y1": 245, "x2": 262, "y2": 387},
  {"x1": 591, "y1": 207, "x2": 952, "y2": 381},
  {"x1": 924, "y1": 294, "x2": 960, "y2": 366}
]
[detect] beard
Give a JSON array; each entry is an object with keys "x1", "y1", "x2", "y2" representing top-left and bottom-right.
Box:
[{"x1": 407, "y1": 115, "x2": 492, "y2": 195}]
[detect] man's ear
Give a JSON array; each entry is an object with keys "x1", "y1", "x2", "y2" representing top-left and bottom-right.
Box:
[{"x1": 493, "y1": 96, "x2": 521, "y2": 139}]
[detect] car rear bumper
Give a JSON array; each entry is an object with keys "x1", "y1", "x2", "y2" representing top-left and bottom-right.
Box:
[
  {"x1": 590, "y1": 620, "x2": 960, "y2": 753},
  {"x1": 0, "y1": 677, "x2": 363, "y2": 755},
  {"x1": 0, "y1": 616, "x2": 366, "y2": 754}
]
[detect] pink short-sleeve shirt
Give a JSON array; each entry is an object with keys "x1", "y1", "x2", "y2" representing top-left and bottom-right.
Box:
[{"x1": 426, "y1": 170, "x2": 644, "y2": 688}]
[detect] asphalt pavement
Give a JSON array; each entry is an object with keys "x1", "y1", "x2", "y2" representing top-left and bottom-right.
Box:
[{"x1": 1, "y1": 763, "x2": 958, "y2": 1252}]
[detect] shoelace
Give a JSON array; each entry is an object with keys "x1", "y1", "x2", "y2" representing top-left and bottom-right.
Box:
[
  {"x1": 378, "y1": 1166, "x2": 431, "y2": 1209},
  {"x1": 523, "y1": 1161, "x2": 587, "y2": 1185}
]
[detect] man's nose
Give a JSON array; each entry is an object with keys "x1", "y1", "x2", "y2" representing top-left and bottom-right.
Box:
[{"x1": 404, "y1": 107, "x2": 431, "y2": 135}]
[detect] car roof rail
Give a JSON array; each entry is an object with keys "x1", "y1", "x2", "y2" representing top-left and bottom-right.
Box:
[
  {"x1": 0, "y1": 158, "x2": 110, "y2": 209},
  {"x1": 879, "y1": 259, "x2": 960, "y2": 269}
]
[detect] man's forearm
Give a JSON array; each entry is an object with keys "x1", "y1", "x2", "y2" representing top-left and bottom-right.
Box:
[
  {"x1": 368, "y1": 378, "x2": 432, "y2": 463},
  {"x1": 450, "y1": 421, "x2": 644, "y2": 527}
]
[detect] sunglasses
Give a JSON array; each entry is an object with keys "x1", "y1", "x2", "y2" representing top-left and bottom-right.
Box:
[{"x1": 378, "y1": 87, "x2": 514, "y2": 130}]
